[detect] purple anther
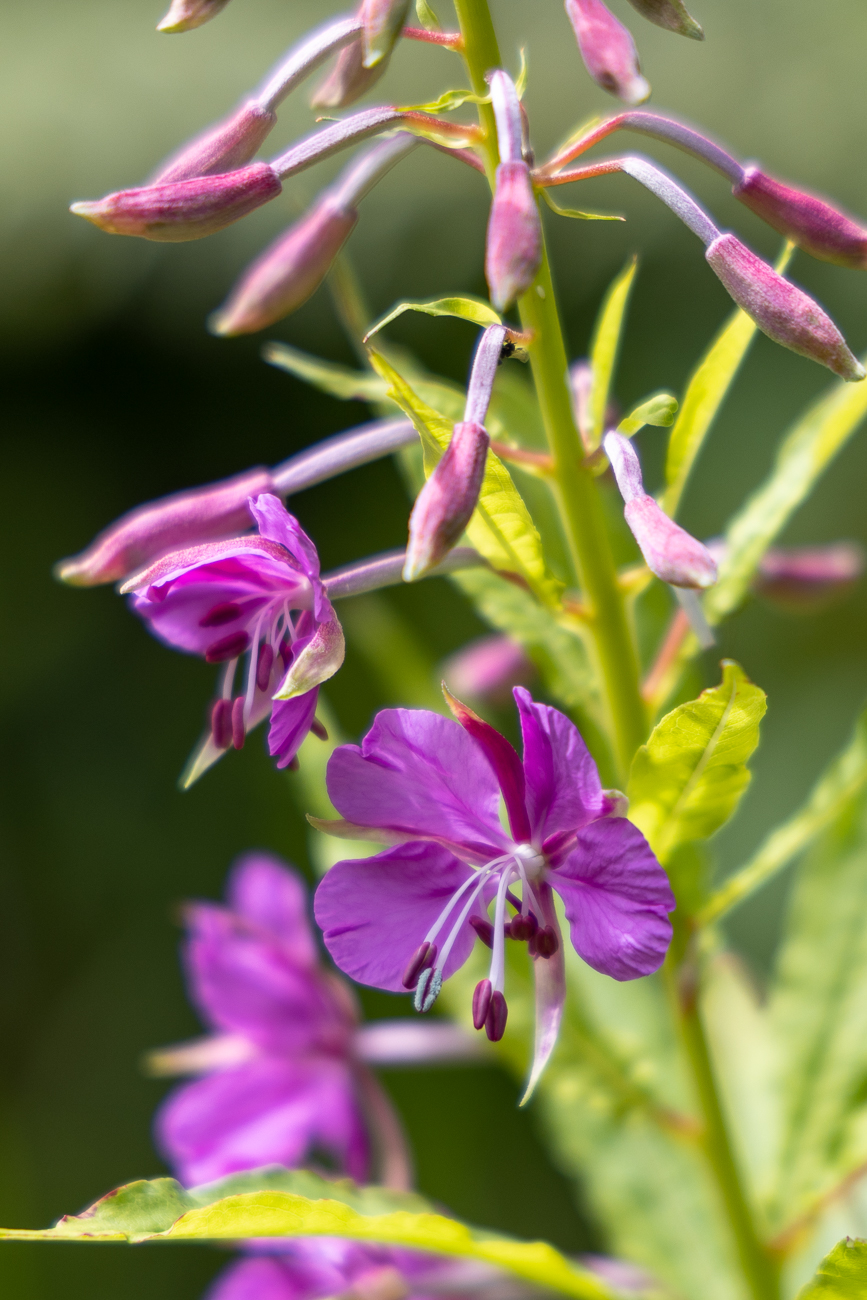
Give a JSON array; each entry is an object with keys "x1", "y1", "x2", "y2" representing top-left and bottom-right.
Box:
[
  {"x1": 733, "y1": 167, "x2": 867, "y2": 270},
  {"x1": 485, "y1": 990, "x2": 508, "y2": 1041},
  {"x1": 70, "y1": 163, "x2": 282, "y2": 243},
  {"x1": 210, "y1": 698, "x2": 233, "y2": 749},
  {"x1": 256, "y1": 643, "x2": 275, "y2": 692},
  {"x1": 205, "y1": 631, "x2": 250, "y2": 663},
  {"x1": 509, "y1": 912, "x2": 538, "y2": 942},
  {"x1": 157, "y1": 0, "x2": 230, "y2": 32},
  {"x1": 706, "y1": 233, "x2": 866, "y2": 381},
  {"x1": 624, "y1": 0, "x2": 703, "y2": 39},
  {"x1": 310, "y1": 717, "x2": 329, "y2": 741},
  {"x1": 485, "y1": 161, "x2": 542, "y2": 312},
  {"x1": 469, "y1": 915, "x2": 495, "y2": 949},
  {"x1": 488, "y1": 71, "x2": 524, "y2": 166},
  {"x1": 231, "y1": 697, "x2": 246, "y2": 750},
  {"x1": 199, "y1": 601, "x2": 243, "y2": 628},
  {"x1": 472, "y1": 978, "x2": 493, "y2": 1031},
  {"x1": 564, "y1": 0, "x2": 650, "y2": 105},
  {"x1": 535, "y1": 926, "x2": 559, "y2": 959},
  {"x1": 404, "y1": 421, "x2": 490, "y2": 581},
  {"x1": 464, "y1": 325, "x2": 509, "y2": 426},
  {"x1": 402, "y1": 941, "x2": 436, "y2": 990}
]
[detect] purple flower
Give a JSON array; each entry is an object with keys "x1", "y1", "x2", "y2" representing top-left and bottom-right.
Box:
[
  {"x1": 152, "y1": 852, "x2": 478, "y2": 1187},
  {"x1": 314, "y1": 688, "x2": 674, "y2": 1096},
  {"x1": 124, "y1": 494, "x2": 344, "y2": 785}
]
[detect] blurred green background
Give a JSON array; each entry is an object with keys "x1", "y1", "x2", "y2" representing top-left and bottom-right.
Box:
[{"x1": 3, "y1": 0, "x2": 867, "y2": 1293}]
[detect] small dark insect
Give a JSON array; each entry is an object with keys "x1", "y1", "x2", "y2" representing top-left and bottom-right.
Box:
[{"x1": 498, "y1": 338, "x2": 517, "y2": 365}]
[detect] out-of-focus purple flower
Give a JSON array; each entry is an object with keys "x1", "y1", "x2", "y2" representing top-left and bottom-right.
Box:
[
  {"x1": 442, "y1": 635, "x2": 535, "y2": 706},
  {"x1": 485, "y1": 72, "x2": 541, "y2": 312},
  {"x1": 70, "y1": 164, "x2": 282, "y2": 242},
  {"x1": 564, "y1": 0, "x2": 650, "y2": 105},
  {"x1": 623, "y1": 0, "x2": 703, "y2": 39},
  {"x1": 153, "y1": 852, "x2": 478, "y2": 1188},
  {"x1": 733, "y1": 168, "x2": 867, "y2": 270},
  {"x1": 753, "y1": 541, "x2": 865, "y2": 609},
  {"x1": 360, "y1": 0, "x2": 411, "y2": 67},
  {"x1": 604, "y1": 433, "x2": 717, "y2": 589},
  {"x1": 158, "y1": 0, "x2": 231, "y2": 32},
  {"x1": 314, "y1": 688, "x2": 673, "y2": 1097},
  {"x1": 705, "y1": 234, "x2": 865, "y2": 381},
  {"x1": 124, "y1": 494, "x2": 343, "y2": 785}
]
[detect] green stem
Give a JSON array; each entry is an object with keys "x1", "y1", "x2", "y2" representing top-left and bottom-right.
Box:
[{"x1": 452, "y1": 0, "x2": 645, "y2": 779}]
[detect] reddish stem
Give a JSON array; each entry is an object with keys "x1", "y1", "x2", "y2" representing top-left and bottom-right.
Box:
[
  {"x1": 641, "y1": 607, "x2": 690, "y2": 703},
  {"x1": 403, "y1": 25, "x2": 465, "y2": 49}
]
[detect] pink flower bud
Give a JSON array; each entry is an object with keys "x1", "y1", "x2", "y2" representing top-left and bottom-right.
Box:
[
  {"x1": 157, "y1": 0, "x2": 230, "y2": 32},
  {"x1": 485, "y1": 162, "x2": 542, "y2": 311},
  {"x1": 360, "y1": 0, "x2": 410, "y2": 67},
  {"x1": 151, "y1": 103, "x2": 277, "y2": 185},
  {"x1": 442, "y1": 634, "x2": 535, "y2": 704},
  {"x1": 212, "y1": 198, "x2": 357, "y2": 335},
  {"x1": 604, "y1": 432, "x2": 717, "y2": 588},
  {"x1": 733, "y1": 167, "x2": 867, "y2": 270},
  {"x1": 754, "y1": 542, "x2": 865, "y2": 610},
  {"x1": 705, "y1": 233, "x2": 865, "y2": 381},
  {"x1": 311, "y1": 38, "x2": 390, "y2": 110},
  {"x1": 70, "y1": 163, "x2": 282, "y2": 242},
  {"x1": 564, "y1": 0, "x2": 650, "y2": 105},
  {"x1": 404, "y1": 421, "x2": 489, "y2": 580},
  {"x1": 624, "y1": 0, "x2": 703, "y2": 39},
  {"x1": 55, "y1": 468, "x2": 274, "y2": 587}
]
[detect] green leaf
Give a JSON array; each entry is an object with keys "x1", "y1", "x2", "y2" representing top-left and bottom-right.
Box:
[
  {"x1": 627, "y1": 661, "x2": 767, "y2": 866},
  {"x1": 704, "y1": 354, "x2": 867, "y2": 625},
  {"x1": 368, "y1": 350, "x2": 561, "y2": 606},
  {"x1": 661, "y1": 242, "x2": 794, "y2": 518},
  {"x1": 617, "y1": 392, "x2": 678, "y2": 437},
  {"x1": 797, "y1": 1239, "x2": 867, "y2": 1298},
  {"x1": 587, "y1": 256, "x2": 638, "y2": 450},
  {"x1": 514, "y1": 47, "x2": 528, "y2": 99},
  {"x1": 540, "y1": 188, "x2": 622, "y2": 224},
  {"x1": 364, "y1": 296, "x2": 501, "y2": 343},
  {"x1": 0, "y1": 1171, "x2": 613, "y2": 1299},
  {"x1": 700, "y1": 705, "x2": 867, "y2": 925},
  {"x1": 415, "y1": 0, "x2": 441, "y2": 29},
  {"x1": 399, "y1": 88, "x2": 489, "y2": 113}
]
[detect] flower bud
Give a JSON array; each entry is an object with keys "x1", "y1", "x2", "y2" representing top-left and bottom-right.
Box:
[
  {"x1": 360, "y1": 0, "x2": 411, "y2": 67},
  {"x1": 564, "y1": 0, "x2": 650, "y2": 105},
  {"x1": 733, "y1": 167, "x2": 867, "y2": 270},
  {"x1": 624, "y1": 0, "x2": 703, "y2": 39},
  {"x1": 311, "y1": 38, "x2": 391, "y2": 110},
  {"x1": 150, "y1": 103, "x2": 277, "y2": 185},
  {"x1": 442, "y1": 634, "x2": 535, "y2": 705},
  {"x1": 157, "y1": 0, "x2": 230, "y2": 32},
  {"x1": 211, "y1": 197, "x2": 357, "y2": 335},
  {"x1": 604, "y1": 432, "x2": 717, "y2": 588},
  {"x1": 485, "y1": 163, "x2": 542, "y2": 311},
  {"x1": 55, "y1": 468, "x2": 274, "y2": 587},
  {"x1": 70, "y1": 163, "x2": 282, "y2": 242},
  {"x1": 705, "y1": 233, "x2": 865, "y2": 381},
  {"x1": 404, "y1": 421, "x2": 489, "y2": 580},
  {"x1": 754, "y1": 542, "x2": 865, "y2": 610}
]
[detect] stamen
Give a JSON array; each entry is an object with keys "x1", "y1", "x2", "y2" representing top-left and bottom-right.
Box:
[
  {"x1": 534, "y1": 926, "x2": 559, "y2": 958},
  {"x1": 472, "y1": 978, "x2": 492, "y2": 1030},
  {"x1": 469, "y1": 915, "x2": 495, "y2": 948},
  {"x1": 244, "y1": 611, "x2": 267, "y2": 719},
  {"x1": 489, "y1": 865, "x2": 517, "y2": 994},
  {"x1": 256, "y1": 642, "x2": 275, "y2": 691},
  {"x1": 402, "y1": 942, "x2": 437, "y2": 990},
  {"x1": 423, "y1": 866, "x2": 498, "y2": 947},
  {"x1": 509, "y1": 911, "x2": 538, "y2": 941},
  {"x1": 485, "y1": 990, "x2": 508, "y2": 1042},
  {"x1": 199, "y1": 601, "x2": 243, "y2": 627},
  {"x1": 210, "y1": 698, "x2": 232, "y2": 749},
  {"x1": 231, "y1": 697, "x2": 246, "y2": 749},
  {"x1": 310, "y1": 717, "x2": 329, "y2": 741},
  {"x1": 205, "y1": 631, "x2": 250, "y2": 663},
  {"x1": 413, "y1": 966, "x2": 442, "y2": 1013}
]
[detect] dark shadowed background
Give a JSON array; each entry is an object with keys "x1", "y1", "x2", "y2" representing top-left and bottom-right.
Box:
[{"x1": 2, "y1": 0, "x2": 867, "y2": 1293}]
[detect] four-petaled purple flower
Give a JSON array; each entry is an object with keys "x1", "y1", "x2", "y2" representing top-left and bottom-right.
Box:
[
  {"x1": 314, "y1": 688, "x2": 675, "y2": 1095},
  {"x1": 124, "y1": 494, "x2": 344, "y2": 785},
  {"x1": 152, "y1": 852, "x2": 478, "y2": 1188}
]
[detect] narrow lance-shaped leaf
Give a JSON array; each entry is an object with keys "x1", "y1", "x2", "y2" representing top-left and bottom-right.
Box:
[
  {"x1": 662, "y1": 243, "x2": 794, "y2": 518},
  {"x1": 264, "y1": 342, "x2": 466, "y2": 418},
  {"x1": 368, "y1": 350, "x2": 562, "y2": 605},
  {"x1": 704, "y1": 351, "x2": 867, "y2": 624},
  {"x1": 628, "y1": 660, "x2": 766, "y2": 867},
  {"x1": 617, "y1": 391, "x2": 678, "y2": 436},
  {"x1": 540, "y1": 189, "x2": 623, "y2": 223},
  {"x1": 364, "y1": 296, "x2": 502, "y2": 343},
  {"x1": 700, "y1": 704, "x2": 867, "y2": 925},
  {"x1": 797, "y1": 1238, "x2": 867, "y2": 1298},
  {"x1": 398, "y1": 88, "x2": 489, "y2": 113},
  {"x1": 587, "y1": 256, "x2": 638, "y2": 450}
]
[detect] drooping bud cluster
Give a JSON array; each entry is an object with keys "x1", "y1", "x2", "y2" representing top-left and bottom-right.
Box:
[{"x1": 485, "y1": 71, "x2": 542, "y2": 312}]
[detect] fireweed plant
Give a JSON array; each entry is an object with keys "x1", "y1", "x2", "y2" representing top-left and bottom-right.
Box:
[{"x1": 15, "y1": 1, "x2": 867, "y2": 1299}]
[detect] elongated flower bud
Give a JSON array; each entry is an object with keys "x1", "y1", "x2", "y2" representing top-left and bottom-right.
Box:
[
  {"x1": 151, "y1": 104, "x2": 277, "y2": 185},
  {"x1": 485, "y1": 74, "x2": 540, "y2": 310},
  {"x1": 70, "y1": 163, "x2": 281, "y2": 242},
  {"x1": 157, "y1": 0, "x2": 230, "y2": 32},
  {"x1": 733, "y1": 167, "x2": 867, "y2": 270},
  {"x1": 311, "y1": 38, "x2": 391, "y2": 110},
  {"x1": 564, "y1": 0, "x2": 650, "y2": 105},
  {"x1": 754, "y1": 542, "x2": 865, "y2": 610},
  {"x1": 705, "y1": 234, "x2": 865, "y2": 381},
  {"x1": 624, "y1": 0, "x2": 703, "y2": 39},
  {"x1": 404, "y1": 421, "x2": 489, "y2": 580},
  {"x1": 55, "y1": 468, "x2": 274, "y2": 587},
  {"x1": 360, "y1": 0, "x2": 411, "y2": 67},
  {"x1": 604, "y1": 433, "x2": 717, "y2": 588}
]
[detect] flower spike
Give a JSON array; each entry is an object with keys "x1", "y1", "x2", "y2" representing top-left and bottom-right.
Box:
[
  {"x1": 157, "y1": 0, "x2": 231, "y2": 32},
  {"x1": 485, "y1": 72, "x2": 541, "y2": 311},
  {"x1": 564, "y1": 0, "x2": 650, "y2": 105}
]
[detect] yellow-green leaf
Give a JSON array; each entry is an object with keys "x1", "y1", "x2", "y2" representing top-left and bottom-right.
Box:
[
  {"x1": 364, "y1": 296, "x2": 501, "y2": 343},
  {"x1": 587, "y1": 256, "x2": 637, "y2": 450},
  {"x1": 627, "y1": 660, "x2": 766, "y2": 865},
  {"x1": 369, "y1": 350, "x2": 561, "y2": 605},
  {"x1": 415, "y1": 0, "x2": 441, "y2": 29},
  {"x1": 797, "y1": 1240, "x2": 867, "y2": 1298},
  {"x1": 617, "y1": 392, "x2": 678, "y2": 437},
  {"x1": 662, "y1": 243, "x2": 794, "y2": 518},
  {"x1": 541, "y1": 189, "x2": 623, "y2": 223},
  {"x1": 399, "y1": 87, "x2": 488, "y2": 113}
]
